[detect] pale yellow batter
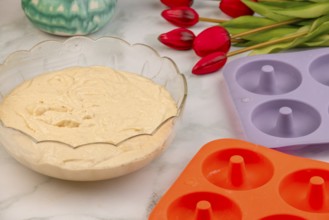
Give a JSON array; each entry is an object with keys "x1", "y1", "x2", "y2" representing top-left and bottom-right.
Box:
[
  {"x1": 0, "y1": 66, "x2": 178, "y2": 180},
  {"x1": 0, "y1": 66, "x2": 177, "y2": 146}
]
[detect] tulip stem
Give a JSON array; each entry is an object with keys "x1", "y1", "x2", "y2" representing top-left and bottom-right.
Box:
[
  {"x1": 199, "y1": 16, "x2": 302, "y2": 40},
  {"x1": 199, "y1": 17, "x2": 227, "y2": 23},
  {"x1": 227, "y1": 31, "x2": 308, "y2": 57},
  {"x1": 231, "y1": 18, "x2": 302, "y2": 39},
  {"x1": 231, "y1": 38, "x2": 244, "y2": 43}
]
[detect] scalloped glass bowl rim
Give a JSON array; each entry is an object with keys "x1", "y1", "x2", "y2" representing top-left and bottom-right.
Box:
[{"x1": 0, "y1": 36, "x2": 187, "y2": 149}]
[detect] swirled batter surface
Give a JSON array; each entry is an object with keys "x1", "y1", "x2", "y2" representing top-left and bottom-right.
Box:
[{"x1": 0, "y1": 66, "x2": 177, "y2": 147}]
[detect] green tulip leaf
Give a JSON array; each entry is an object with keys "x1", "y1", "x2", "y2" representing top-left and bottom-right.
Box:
[
  {"x1": 299, "y1": 34, "x2": 329, "y2": 47},
  {"x1": 273, "y1": 2, "x2": 329, "y2": 18},
  {"x1": 224, "y1": 28, "x2": 252, "y2": 35},
  {"x1": 259, "y1": 1, "x2": 311, "y2": 8},
  {"x1": 221, "y1": 16, "x2": 276, "y2": 29},
  {"x1": 250, "y1": 14, "x2": 329, "y2": 55},
  {"x1": 235, "y1": 27, "x2": 298, "y2": 43},
  {"x1": 242, "y1": 0, "x2": 294, "y2": 21}
]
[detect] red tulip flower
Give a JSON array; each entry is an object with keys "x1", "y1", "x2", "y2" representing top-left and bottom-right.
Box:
[
  {"x1": 158, "y1": 28, "x2": 196, "y2": 50},
  {"x1": 160, "y1": 0, "x2": 193, "y2": 8},
  {"x1": 193, "y1": 26, "x2": 231, "y2": 57},
  {"x1": 219, "y1": 0, "x2": 255, "y2": 18},
  {"x1": 161, "y1": 7, "x2": 199, "y2": 28},
  {"x1": 192, "y1": 51, "x2": 228, "y2": 75}
]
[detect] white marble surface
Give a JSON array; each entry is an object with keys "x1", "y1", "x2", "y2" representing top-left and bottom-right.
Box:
[{"x1": 2, "y1": 0, "x2": 329, "y2": 220}]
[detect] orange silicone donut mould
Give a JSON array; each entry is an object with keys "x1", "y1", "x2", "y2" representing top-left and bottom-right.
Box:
[{"x1": 149, "y1": 138, "x2": 329, "y2": 220}]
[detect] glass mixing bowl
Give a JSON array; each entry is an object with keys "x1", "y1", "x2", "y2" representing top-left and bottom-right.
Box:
[{"x1": 0, "y1": 37, "x2": 187, "y2": 181}]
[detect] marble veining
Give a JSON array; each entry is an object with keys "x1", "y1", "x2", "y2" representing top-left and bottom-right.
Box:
[{"x1": 2, "y1": 0, "x2": 329, "y2": 220}]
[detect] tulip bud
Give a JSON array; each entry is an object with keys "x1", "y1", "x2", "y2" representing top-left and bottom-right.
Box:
[
  {"x1": 161, "y1": 7, "x2": 199, "y2": 28},
  {"x1": 193, "y1": 26, "x2": 231, "y2": 57},
  {"x1": 160, "y1": 0, "x2": 193, "y2": 8},
  {"x1": 192, "y1": 51, "x2": 228, "y2": 75},
  {"x1": 219, "y1": 0, "x2": 254, "y2": 18},
  {"x1": 158, "y1": 28, "x2": 196, "y2": 50}
]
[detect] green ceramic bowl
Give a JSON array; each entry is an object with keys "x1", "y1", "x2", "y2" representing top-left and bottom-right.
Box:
[{"x1": 21, "y1": 0, "x2": 117, "y2": 36}]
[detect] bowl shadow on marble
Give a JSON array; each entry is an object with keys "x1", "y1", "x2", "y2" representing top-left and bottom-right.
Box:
[{"x1": 0, "y1": 36, "x2": 187, "y2": 181}]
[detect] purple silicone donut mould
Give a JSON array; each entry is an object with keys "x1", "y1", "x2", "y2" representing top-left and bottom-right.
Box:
[{"x1": 223, "y1": 48, "x2": 329, "y2": 149}]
